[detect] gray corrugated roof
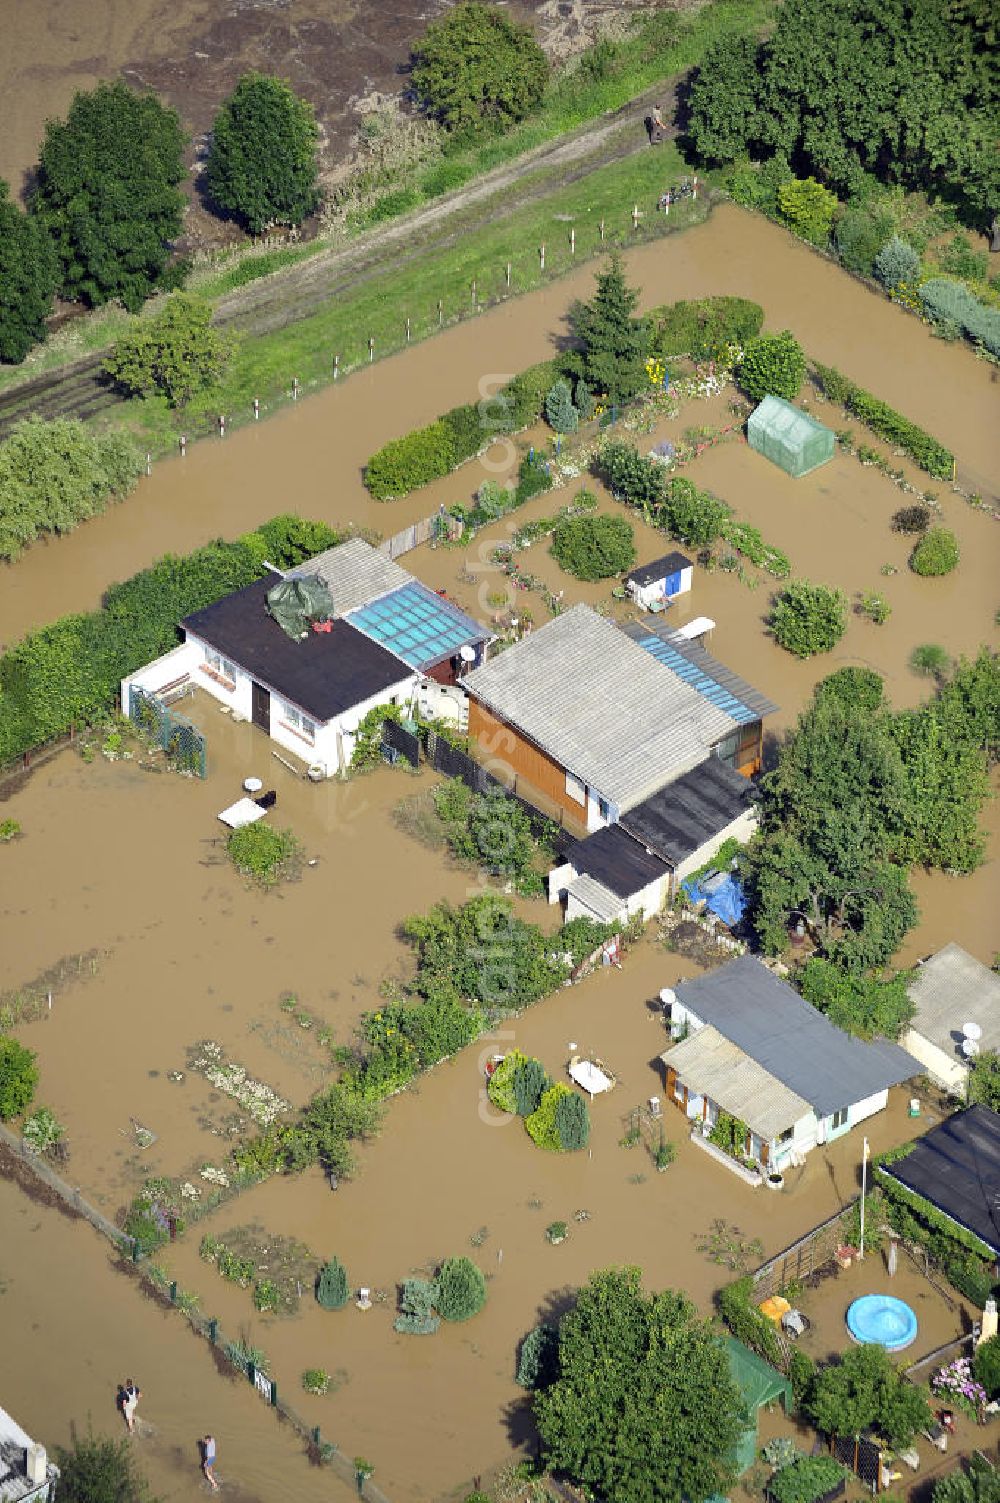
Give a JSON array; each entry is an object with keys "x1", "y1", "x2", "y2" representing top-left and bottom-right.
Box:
[
  {"x1": 907, "y1": 943, "x2": 1000, "y2": 1056},
  {"x1": 464, "y1": 605, "x2": 737, "y2": 811},
  {"x1": 620, "y1": 620, "x2": 779, "y2": 721},
  {"x1": 661, "y1": 1026, "x2": 811, "y2": 1140},
  {"x1": 292, "y1": 538, "x2": 411, "y2": 617},
  {"x1": 620, "y1": 757, "x2": 754, "y2": 865},
  {"x1": 566, "y1": 873, "x2": 624, "y2": 923},
  {"x1": 674, "y1": 956, "x2": 919, "y2": 1117}
]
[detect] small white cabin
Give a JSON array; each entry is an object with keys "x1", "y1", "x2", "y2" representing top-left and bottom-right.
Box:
[{"x1": 626, "y1": 551, "x2": 693, "y2": 612}]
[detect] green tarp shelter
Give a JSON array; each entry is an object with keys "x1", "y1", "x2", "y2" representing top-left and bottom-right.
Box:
[
  {"x1": 725, "y1": 1335, "x2": 792, "y2": 1473},
  {"x1": 747, "y1": 395, "x2": 834, "y2": 478},
  {"x1": 266, "y1": 574, "x2": 334, "y2": 640}
]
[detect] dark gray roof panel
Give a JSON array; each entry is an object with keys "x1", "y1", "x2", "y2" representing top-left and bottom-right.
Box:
[
  {"x1": 620, "y1": 757, "x2": 754, "y2": 865},
  {"x1": 627, "y1": 552, "x2": 692, "y2": 588},
  {"x1": 567, "y1": 824, "x2": 670, "y2": 899},
  {"x1": 674, "y1": 956, "x2": 919, "y2": 1116},
  {"x1": 183, "y1": 579, "x2": 411, "y2": 722},
  {"x1": 620, "y1": 620, "x2": 779, "y2": 721},
  {"x1": 879, "y1": 1106, "x2": 1000, "y2": 1255}
]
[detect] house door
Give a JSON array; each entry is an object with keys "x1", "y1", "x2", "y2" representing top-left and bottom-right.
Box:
[
  {"x1": 665, "y1": 569, "x2": 682, "y2": 598},
  {"x1": 251, "y1": 682, "x2": 270, "y2": 733}
]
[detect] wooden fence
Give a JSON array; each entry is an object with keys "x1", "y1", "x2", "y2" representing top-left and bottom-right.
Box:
[
  {"x1": 378, "y1": 510, "x2": 464, "y2": 560},
  {"x1": 751, "y1": 1201, "x2": 856, "y2": 1300}
]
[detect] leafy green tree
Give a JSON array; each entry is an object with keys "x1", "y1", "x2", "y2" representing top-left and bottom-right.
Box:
[
  {"x1": 814, "y1": 666, "x2": 887, "y2": 715},
  {"x1": 103, "y1": 294, "x2": 230, "y2": 407},
  {"x1": 777, "y1": 177, "x2": 839, "y2": 244},
  {"x1": 205, "y1": 73, "x2": 320, "y2": 234},
  {"x1": 526, "y1": 1082, "x2": 573, "y2": 1149},
  {"x1": 770, "y1": 1458, "x2": 848, "y2": 1503},
  {"x1": 806, "y1": 1343, "x2": 930, "y2": 1447},
  {"x1": 797, "y1": 957, "x2": 914, "y2": 1039},
  {"x1": 0, "y1": 1035, "x2": 38, "y2": 1119},
  {"x1": 686, "y1": 35, "x2": 763, "y2": 165},
  {"x1": 771, "y1": 580, "x2": 847, "y2": 658},
  {"x1": 316, "y1": 1257, "x2": 349, "y2": 1310},
  {"x1": 33, "y1": 81, "x2": 186, "y2": 310},
  {"x1": 411, "y1": 3, "x2": 548, "y2": 137},
  {"x1": 738, "y1": 331, "x2": 806, "y2": 401},
  {"x1": 545, "y1": 379, "x2": 578, "y2": 434},
  {"x1": 892, "y1": 699, "x2": 989, "y2": 871},
  {"x1": 54, "y1": 1429, "x2": 159, "y2": 1503},
  {"x1": 974, "y1": 1334, "x2": 1000, "y2": 1399},
  {"x1": 0, "y1": 181, "x2": 58, "y2": 363},
  {"x1": 833, "y1": 205, "x2": 895, "y2": 277},
  {"x1": 534, "y1": 1268, "x2": 743, "y2": 1503},
  {"x1": 486, "y1": 1049, "x2": 527, "y2": 1113},
  {"x1": 909, "y1": 527, "x2": 959, "y2": 576},
  {"x1": 663, "y1": 477, "x2": 729, "y2": 547},
  {"x1": 402, "y1": 896, "x2": 568, "y2": 1009},
  {"x1": 436, "y1": 1256, "x2": 487, "y2": 1320},
  {"x1": 569, "y1": 253, "x2": 650, "y2": 405},
  {"x1": 968, "y1": 1052, "x2": 1000, "y2": 1112},
  {"x1": 551, "y1": 512, "x2": 636, "y2": 580},
  {"x1": 0, "y1": 417, "x2": 142, "y2": 563},
  {"x1": 597, "y1": 439, "x2": 666, "y2": 513},
  {"x1": 295, "y1": 1083, "x2": 382, "y2": 1177}
]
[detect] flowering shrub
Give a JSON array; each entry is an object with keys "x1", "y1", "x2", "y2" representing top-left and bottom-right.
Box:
[
  {"x1": 931, "y1": 1356, "x2": 986, "y2": 1420},
  {"x1": 187, "y1": 1041, "x2": 290, "y2": 1127}
]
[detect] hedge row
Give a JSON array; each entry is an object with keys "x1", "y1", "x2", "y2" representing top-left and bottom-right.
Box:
[
  {"x1": 0, "y1": 514, "x2": 343, "y2": 765},
  {"x1": 919, "y1": 277, "x2": 1000, "y2": 359},
  {"x1": 811, "y1": 362, "x2": 954, "y2": 479},
  {"x1": 0, "y1": 417, "x2": 143, "y2": 564},
  {"x1": 648, "y1": 295, "x2": 764, "y2": 361},
  {"x1": 364, "y1": 359, "x2": 560, "y2": 499}
]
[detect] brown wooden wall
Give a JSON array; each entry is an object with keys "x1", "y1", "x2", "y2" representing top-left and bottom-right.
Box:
[
  {"x1": 735, "y1": 721, "x2": 764, "y2": 779},
  {"x1": 467, "y1": 698, "x2": 589, "y2": 828}
]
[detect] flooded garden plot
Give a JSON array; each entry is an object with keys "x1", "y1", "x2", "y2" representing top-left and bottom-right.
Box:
[
  {"x1": 0, "y1": 708, "x2": 551, "y2": 1211},
  {"x1": 152, "y1": 946, "x2": 942, "y2": 1502}
]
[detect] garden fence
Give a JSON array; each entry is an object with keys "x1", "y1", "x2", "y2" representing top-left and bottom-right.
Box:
[
  {"x1": 378, "y1": 509, "x2": 463, "y2": 560},
  {"x1": 423, "y1": 730, "x2": 576, "y2": 858},
  {"x1": 128, "y1": 685, "x2": 207, "y2": 779},
  {"x1": 0, "y1": 1124, "x2": 389, "y2": 1500},
  {"x1": 751, "y1": 1203, "x2": 856, "y2": 1300}
]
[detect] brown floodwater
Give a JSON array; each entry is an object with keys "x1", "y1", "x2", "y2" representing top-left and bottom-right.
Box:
[
  {"x1": 2, "y1": 203, "x2": 999, "y2": 1499},
  {"x1": 0, "y1": 1164, "x2": 360, "y2": 1502}
]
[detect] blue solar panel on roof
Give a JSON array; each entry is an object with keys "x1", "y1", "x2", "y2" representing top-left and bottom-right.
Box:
[
  {"x1": 636, "y1": 635, "x2": 755, "y2": 724},
  {"x1": 347, "y1": 581, "x2": 485, "y2": 669}
]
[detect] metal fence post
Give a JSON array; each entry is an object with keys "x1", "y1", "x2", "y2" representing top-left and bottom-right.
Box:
[
  {"x1": 208, "y1": 1318, "x2": 218, "y2": 1344},
  {"x1": 169, "y1": 1281, "x2": 177, "y2": 1303},
  {"x1": 247, "y1": 1361, "x2": 256, "y2": 1388},
  {"x1": 270, "y1": 1381, "x2": 278, "y2": 1407}
]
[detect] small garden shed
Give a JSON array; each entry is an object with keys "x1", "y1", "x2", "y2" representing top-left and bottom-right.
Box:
[
  {"x1": 725, "y1": 1335, "x2": 792, "y2": 1472},
  {"x1": 747, "y1": 396, "x2": 834, "y2": 478}
]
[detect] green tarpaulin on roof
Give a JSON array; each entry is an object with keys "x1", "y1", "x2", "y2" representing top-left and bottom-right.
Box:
[
  {"x1": 725, "y1": 1335, "x2": 792, "y2": 1473},
  {"x1": 747, "y1": 395, "x2": 834, "y2": 478},
  {"x1": 266, "y1": 574, "x2": 334, "y2": 640}
]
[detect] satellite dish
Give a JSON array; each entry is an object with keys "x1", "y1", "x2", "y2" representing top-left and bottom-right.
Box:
[
  {"x1": 963, "y1": 1022, "x2": 983, "y2": 1042},
  {"x1": 962, "y1": 1038, "x2": 981, "y2": 1058},
  {"x1": 460, "y1": 644, "x2": 477, "y2": 663},
  {"x1": 659, "y1": 988, "x2": 676, "y2": 1009}
]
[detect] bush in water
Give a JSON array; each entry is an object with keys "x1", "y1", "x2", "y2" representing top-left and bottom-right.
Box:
[
  {"x1": 909, "y1": 527, "x2": 959, "y2": 577},
  {"x1": 771, "y1": 579, "x2": 848, "y2": 658}
]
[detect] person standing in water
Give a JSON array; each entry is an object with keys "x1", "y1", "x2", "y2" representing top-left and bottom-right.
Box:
[
  {"x1": 121, "y1": 1379, "x2": 141, "y2": 1434},
  {"x1": 202, "y1": 1435, "x2": 220, "y2": 1491}
]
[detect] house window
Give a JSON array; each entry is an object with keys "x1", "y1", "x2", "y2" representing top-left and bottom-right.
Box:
[
  {"x1": 714, "y1": 721, "x2": 760, "y2": 769},
  {"x1": 282, "y1": 703, "x2": 316, "y2": 744},
  {"x1": 830, "y1": 1107, "x2": 848, "y2": 1130},
  {"x1": 778, "y1": 1126, "x2": 794, "y2": 1144},
  {"x1": 565, "y1": 770, "x2": 586, "y2": 805},
  {"x1": 596, "y1": 795, "x2": 611, "y2": 822},
  {"x1": 202, "y1": 648, "x2": 237, "y2": 684}
]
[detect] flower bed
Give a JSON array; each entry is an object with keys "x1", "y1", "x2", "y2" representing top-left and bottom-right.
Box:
[{"x1": 931, "y1": 1356, "x2": 987, "y2": 1420}]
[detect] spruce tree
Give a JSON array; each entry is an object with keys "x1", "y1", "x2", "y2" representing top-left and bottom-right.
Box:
[
  {"x1": 0, "y1": 182, "x2": 58, "y2": 363},
  {"x1": 569, "y1": 253, "x2": 650, "y2": 405},
  {"x1": 544, "y1": 379, "x2": 578, "y2": 434},
  {"x1": 316, "y1": 1256, "x2": 349, "y2": 1310}
]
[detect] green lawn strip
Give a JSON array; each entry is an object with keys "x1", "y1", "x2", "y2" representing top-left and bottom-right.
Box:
[{"x1": 100, "y1": 144, "x2": 709, "y2": 454}]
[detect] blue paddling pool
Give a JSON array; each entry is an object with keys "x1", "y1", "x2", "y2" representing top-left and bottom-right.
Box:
[{"x1": 846, "y1": 1294, "x2": 918, "y2": 1352}]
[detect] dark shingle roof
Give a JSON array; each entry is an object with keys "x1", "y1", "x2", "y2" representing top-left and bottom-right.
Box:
[
  {"x1": 626, "y1": 551, "x2": 692, "y2": 588},
  {"x1": 567, "y1": 824, "x2": 670, "y2": 899},
  {"x1": 879, "y1": 1106, "x2": 1000, "y2": 1255},
  {"x1": 620, "y1": 757, "x2": 754, "y2": 865},
  {"x1": 182, "y1": 579, "x2": 411, "y2": 723},
  {"x1": 674, "y1": 955, "x2": 919, "y2": 1117}
]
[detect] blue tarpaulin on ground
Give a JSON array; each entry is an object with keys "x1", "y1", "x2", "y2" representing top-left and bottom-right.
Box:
[{"x1": 681, "y1": 871, "x2": 746, "y2": 926}]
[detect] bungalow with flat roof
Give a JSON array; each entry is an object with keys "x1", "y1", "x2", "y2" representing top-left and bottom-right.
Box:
[
  {"x1": 120, "y1": 539, "x2": 490, "y2": 776},
  {"x1": 464, "y1": 604, "x2": 775, "y2": 834},
  {"x1": 0, "y1": 1404, "x2": 58, "y2": 1502},
  {"x1": 660, "y1": 956, "x2": 919, "y2": 1170},
  {"x1": 877, "y1": 1105, "x2": 1000, "y2": 1256},
  {"x1": 900, "y1": 943, "x2": 1000, "y2": 1096}
]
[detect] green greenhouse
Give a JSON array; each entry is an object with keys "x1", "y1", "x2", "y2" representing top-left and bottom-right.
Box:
[{"x1": 747, "y1": 395, "x2": 834, "y2": 478}]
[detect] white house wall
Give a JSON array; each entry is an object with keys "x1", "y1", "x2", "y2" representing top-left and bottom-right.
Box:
[
  {"x1": 672, "y1": 808, "x2": 758, "y2": 887},
  {"x1": 900, "y1": 1028, "x2": 968, "y2": 1095},
  {"x1": 120, "y1": 641, "x2": 199, "y2": 710},
  {"x1": 625, "y1": 873, "x2": 671, "y2": 921},
  {"x1": 849, "y1": 1088, "x2": 890, "y2": 1127}
]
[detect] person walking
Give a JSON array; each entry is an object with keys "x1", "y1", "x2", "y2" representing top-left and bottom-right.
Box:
[
  {"x1": 202, "y1": 1435, "x2": 220, "y2": 1491},
  {"x1": 121, "y1": 1379, "x2": 141, "y2": 1434}
]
